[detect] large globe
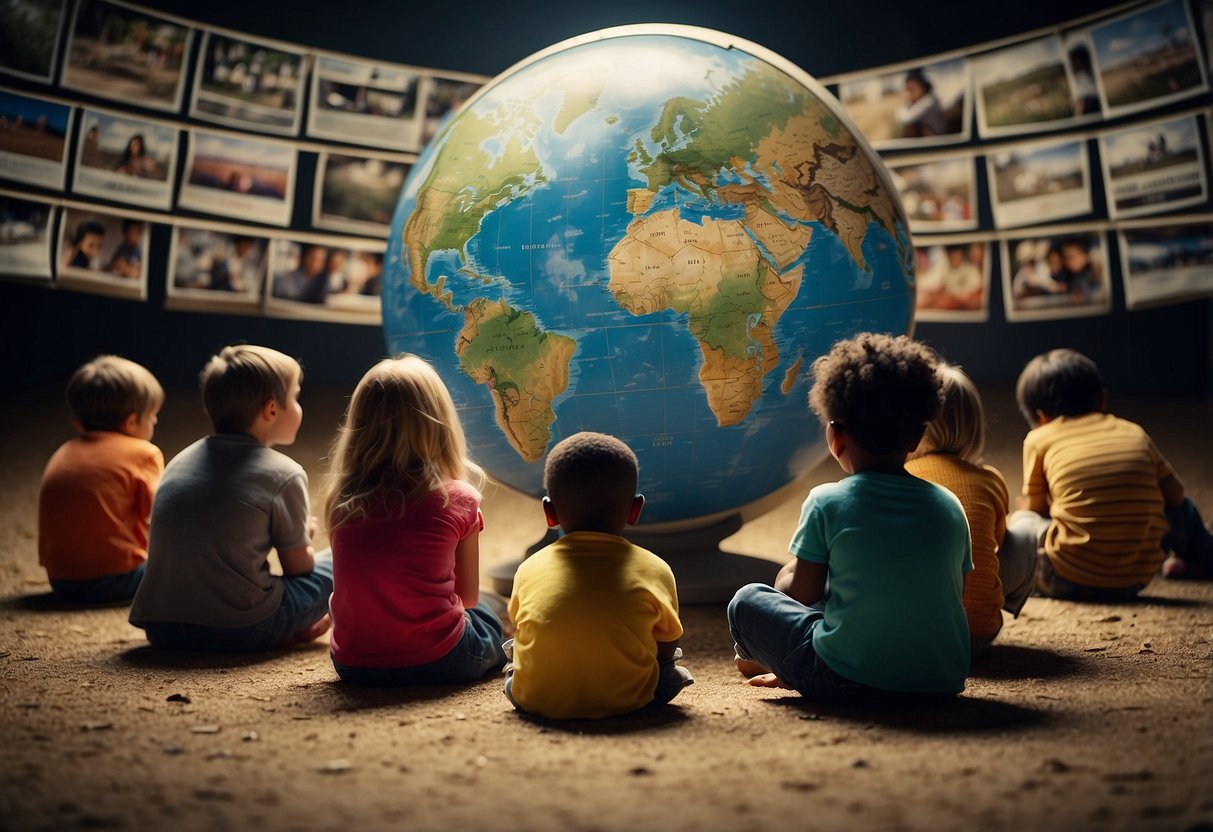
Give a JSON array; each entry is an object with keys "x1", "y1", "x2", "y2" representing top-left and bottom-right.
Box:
[{"x1": 384, "y1": 25, "x2": 915, "y2": 528}]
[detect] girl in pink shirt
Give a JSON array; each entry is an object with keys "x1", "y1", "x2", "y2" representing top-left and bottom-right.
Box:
[{"x1": 324, "y1": 355, "x2": 507, "y2": 685}]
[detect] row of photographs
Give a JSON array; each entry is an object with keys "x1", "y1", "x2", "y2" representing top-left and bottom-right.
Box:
[
  {"x1": 0, "y1": 87, "x2": 411, "y2": 232},
  {"x1": 828, "y1": 0, "x2": 1209, "y2": 148},
  {"x1": 2, "y1": 195, "x2": 1211, "y2": 324},
  {"x1": 3, "y1": 85, "x2": 1210, "y2": 237},
  {"x1": 0, "y1": 0, "x2": 485, "y2": 152}
]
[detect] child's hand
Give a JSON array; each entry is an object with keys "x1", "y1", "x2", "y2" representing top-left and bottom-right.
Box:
[{"x1": 746, "y1": 672, "x2": 793, "y2": 689}]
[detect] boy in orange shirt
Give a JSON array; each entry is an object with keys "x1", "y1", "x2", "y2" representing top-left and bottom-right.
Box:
[{"x1": 38, "y1": 355, "x2": 164, "y2": 603}]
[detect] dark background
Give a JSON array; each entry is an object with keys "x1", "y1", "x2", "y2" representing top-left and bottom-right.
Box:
[{"x1": 2, "y1": 0, "x2": 1210, "y2": 397}]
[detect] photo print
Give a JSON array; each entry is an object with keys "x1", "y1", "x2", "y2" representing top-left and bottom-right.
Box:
[
  {"x1": 1001, "y1": 230, "x2": 1110, "y2": 322},
  {"x1": 1099, "y1": 112, "x2": 1208, "y2": 219},
  {"x1": 0, "y1": 0, "x2": 66, "y2": 83},
  {"x1": 836, "y1": 57, "x2": 971, "y2": 150},
  {"x1": 0, "y1": 89, "x2": 73, "y2": 190},
  {"x1": 973, "y1": 35, "x2": 1085, "y2": 137},
  {"x1": 1089, "y1": 0, "x2": 1209, "y2": 118},
  {"x1": 0, "y1": 193, "x2": 55, "y2": 283},
  {"x1": 266, "y1": 236, "x2": 384, "y2": 325},
  {"x1": 57, "y1": 206, "x2": 150, "y2": 300},
  {"x1": 420, "y1": 73, "x2": 483, "y2": 146},
  {"x1": 913, "y1": 240, "x2": 990, "y2": 323},
  {"x1": 987, "y1": 137, "x2": 1092, "y2": 229},
  {"x1": 308, "y1": 55, "x2": 423, "y2": 151},
  {"x1": 191, "y1": 31, "x2": 308, "y2": 135},
  {"x1": 61, "y1": 0, "x2": 191, "y2": 112},
  {"x1": 72, "y1": 108, "x2": 177, "y2": 209},
  {"x1": 178, "y1": 129, "x2": 296, "y2": 226},
  {"x1": 1119, "y1": 220, "x2": 1213, "y2": 309},
  {"x1": 312, "y1": 150, "x2": 410, "y2": 236},
  {"x1": 887, "y1": 155, "x2": 977, "y2": 232},
  {"x1": 167, "y1": 222, "x2": 268, "y2": 314}
]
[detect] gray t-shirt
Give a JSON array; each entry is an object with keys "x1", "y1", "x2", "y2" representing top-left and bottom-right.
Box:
[{"x1": 130, "y1": 433, "x2": 311, "y2": 628}]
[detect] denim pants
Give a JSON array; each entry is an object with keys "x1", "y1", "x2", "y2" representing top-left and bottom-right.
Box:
[
  {"x1": 50, "y1": 563, "x2": 144, "y2": 603},
  {"x1": 140, "y1": 551, "x2": 334, "y2": 652},
  {"x1": 331, "y1": 600, "x2": 508, "y2": 686},
  {"x1": 1163, "y1": 498, "x2": 1213, "y2": 567},
  {"x1": 727, "y1": 583, "x2": 871, "y2": 702}
]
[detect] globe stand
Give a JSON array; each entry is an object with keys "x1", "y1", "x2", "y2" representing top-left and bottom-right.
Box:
[{"x1": 486, "y1": 513, "x2": 781, "y2": 604}]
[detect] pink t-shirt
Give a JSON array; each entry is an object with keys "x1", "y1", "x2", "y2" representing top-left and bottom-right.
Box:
[{"x1": 329, "y1": 480, "x2": 481, "y2": 668}]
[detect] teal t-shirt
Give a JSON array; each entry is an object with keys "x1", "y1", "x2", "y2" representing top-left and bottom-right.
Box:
[{"x1": 790, "y1": 471, "x2": 973, "y2": 693}]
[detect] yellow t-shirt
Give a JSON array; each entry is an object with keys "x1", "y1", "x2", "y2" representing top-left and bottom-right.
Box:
[
  {"x1": 906, "y1": 454, "x2": 1008, "y2": 641},
  {"x1": 508, "y1": 531, "x2": 683, "y2": 719},
  {"x1": 1022, "y1": 412, "x2": 1172, "y2": 589}
]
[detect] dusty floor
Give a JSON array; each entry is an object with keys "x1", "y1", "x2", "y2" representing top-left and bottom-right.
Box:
[{"x1": 1, "y1": 381, "x2": 1211, "y2": 832}]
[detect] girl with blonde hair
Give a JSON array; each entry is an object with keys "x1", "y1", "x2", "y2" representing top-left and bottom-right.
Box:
[
  {"x1": 906, "y1": 363, "x2": 1035, "y2": 654},
  {"x1": 324, "y1": 355, "x2": 507, "y2": 685}
]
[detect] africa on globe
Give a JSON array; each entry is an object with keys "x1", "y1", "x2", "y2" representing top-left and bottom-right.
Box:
[{"x1": 384, "y1": 25, "x2": 915, "y2": 527}]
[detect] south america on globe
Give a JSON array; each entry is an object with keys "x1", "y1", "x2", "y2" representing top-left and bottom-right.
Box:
[{"x1": 384, "y1": 26, "x2": 915, "y2": 527}]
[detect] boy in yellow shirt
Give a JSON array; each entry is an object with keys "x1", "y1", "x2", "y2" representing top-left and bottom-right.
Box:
[{"x1": 505, "y1": 432, "x2": 693, "y2": 719}]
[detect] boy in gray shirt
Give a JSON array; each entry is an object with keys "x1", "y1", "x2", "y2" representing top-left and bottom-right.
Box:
[{"x1": 130, "y1": 345, "x2": 333, "y2": 651}]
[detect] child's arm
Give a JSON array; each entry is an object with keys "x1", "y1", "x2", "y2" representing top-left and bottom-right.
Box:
[
  {"x1": 657, "y1": 639, "x2": 679, "y2": 662},
  {"x1": 453, "y1": 530, "x2": 480, "y2": 609},
  {"x1": 277, "y1": 515, "x2": 318, "y2": 576},
  {"x1": 773, "y1": 558, "x2": 827, "y2": 606},
  {"x1": 1159, "y1": 474, "x2": 1185, "y2": 509}
]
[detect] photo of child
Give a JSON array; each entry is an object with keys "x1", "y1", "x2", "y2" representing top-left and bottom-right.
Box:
[{"x1": 57, "y1": 208, "x2": 150, "y2": 300}]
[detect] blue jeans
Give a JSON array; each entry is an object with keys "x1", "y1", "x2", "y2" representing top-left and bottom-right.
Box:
[
  {"x1": 50, "y1": 564, "x2": 144, "y2": 603},
  {"x1": 728, "y1": 583, "x2": 873, "y2": 702},
  {"x1": 331, "y1": 600, "x2": 508, "y2": 686},
  {"x1": 1163, "y1": 498, "x2": 1213, "y2": 568},
  {"x1": 140, "y1": 551, "x2": 334, "y2": 652}
]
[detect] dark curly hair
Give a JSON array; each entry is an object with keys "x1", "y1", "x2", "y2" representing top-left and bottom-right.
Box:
[
  {"x1": 808, "y1": 332, "x2": 944, "y2": 456},
  {"x1": 544, "y1": 431, "x2": 638, "y2": 531}
]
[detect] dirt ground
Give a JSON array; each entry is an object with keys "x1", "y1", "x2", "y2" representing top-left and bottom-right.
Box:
[{"x1": 2, "y1": 382, "x2": 1211, "y2": 832}]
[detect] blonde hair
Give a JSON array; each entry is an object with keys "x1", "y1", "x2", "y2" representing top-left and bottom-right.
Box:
[
  {"x1": 67, "y1": 355, "x2": 164, "y2": 432},
  {"x1": 323, "y1": 354, "x2": 485, "y2": 529},
  {"x1": 200, "y1": 344, "x2": 301, "y2": 434},
  {"x1": 911, "y1": 362, "x2": 985, "y2": 463}
]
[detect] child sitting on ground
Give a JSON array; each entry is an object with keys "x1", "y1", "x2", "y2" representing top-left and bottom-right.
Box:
[
  {"x1": 1007, "y1": 348, "x2": 1213, "y2": 598},
  {"x1": 325, "y1": 355, "x2": 507, "y2": 685},
  {"x1": 129, "y1": 345, "x2": 333, "y2": 651},
  {"x1": 729, "y1": 332, "x2": 972, "y2": 700},
  {"x1": 39, "y1": 355, "x2": 164, "y2": 603},
  {"x1": 906, "y1": 362, "x2": 1036, "y2": 654},
  {"x1": 505, "y1": 431, "x2": 693, "y2": 719}
]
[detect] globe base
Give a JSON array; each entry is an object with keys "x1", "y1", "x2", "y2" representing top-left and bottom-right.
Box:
[{"x1": 486, "y1": 513, "x2": 781, "y2": 604}]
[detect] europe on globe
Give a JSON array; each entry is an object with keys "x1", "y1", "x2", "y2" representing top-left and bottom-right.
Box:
[{"x1": 384, "y1": 25, "x2": 915, "y2": 529}]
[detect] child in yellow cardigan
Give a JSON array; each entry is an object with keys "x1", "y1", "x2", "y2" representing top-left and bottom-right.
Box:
[{"x1": 906, "y1": 363, "x2": 1035, "y2": 654}]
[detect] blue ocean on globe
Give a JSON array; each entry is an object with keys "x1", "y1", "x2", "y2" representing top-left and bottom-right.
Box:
[{"x1": 384, "y1": 27, "x2": 915, "y2": 526}]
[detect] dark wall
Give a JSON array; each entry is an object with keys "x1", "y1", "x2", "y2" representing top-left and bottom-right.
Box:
[{"x1": 2, "y1": 0, "x2": 1209, "y2": 397}]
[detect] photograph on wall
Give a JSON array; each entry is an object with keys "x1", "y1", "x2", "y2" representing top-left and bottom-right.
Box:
[
  {"x1": 1088, "y1": 0, "x2": 1208, "y2": 119},
  {"x1": 61, "y1": 0, "x2": 190, "y2": 112},
  {"x1": 987, "y1": 138, "x2": 1092, "y2": 229},
  {"x1": 887, "y1": 155, "x2": 977, "y2": 232},
  {"x1": 191, "y1": 31, "x2": 307, "y2": 135},
  {"x1": 0, "y1": 89, "x2": 72, "y2": 190},
  {"x1": 1001, "y1": 230, "x2": 1110, "y2": 322},
  {"x1": 266, "y1": 236, "x2": 384, "y2": 325},
  {"x1": 177, "y1": 129, "x2": 296, "y2": 227},
  {"x1": 0, "y1": 194, "x2": 55, "y2": 283},
  {"x1": 0, "y1": 0, "x2": 66, "y2": 83},
  {"x1": 1119, "y1": 221, "x2": 1213, "y2": 309},
  {"x1": 308, "y1": 55, "x2": 423, "y2": 151},
  {"x1": 71, "y1": 108, "x2": 177, "y2": 209},
  {"x1": 312, "y1": 150, "x2": 410, "y2": 236},
  {"x1": 57, "y1": 206, "x2": 150, "y2": 300},
  {"x1": 167, "y1": 222, "x2": 268, "y2": 314},
  {"x1": 836, "y1": 57, "x2": 970, "y2": 150},
  {"x1": 1099, "y1": 112, "x2": 1208, "y2": 219},
  {"x1": 420, "y1": 74, "x2": 482, "y2": 146},
  {"x1": 973, "y1": 35, "x2": 1086, "y2": 137},
  {"x1": 914, "y1": 240, "x2": 989, "y2": 322}
]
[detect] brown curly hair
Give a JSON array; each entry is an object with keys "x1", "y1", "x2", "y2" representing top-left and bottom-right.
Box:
[{"x1": 808, "y1": 332, "x2": 944, "y2": 456}]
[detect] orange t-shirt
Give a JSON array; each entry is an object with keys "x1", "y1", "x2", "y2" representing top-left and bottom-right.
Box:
[{"x1": 38, "y1": 431, "x2": 164, "y2": 580}]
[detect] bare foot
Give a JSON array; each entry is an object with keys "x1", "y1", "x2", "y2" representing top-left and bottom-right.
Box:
[
  {"x1": 286, "y1": 613, "x2": 331, "y2": 646},
  {"x1": 735, "y1": 654, "x2": 768, "y2": 678},
  {"x1": 747, "y1": 672, "x2": 793, "y2": 689}
]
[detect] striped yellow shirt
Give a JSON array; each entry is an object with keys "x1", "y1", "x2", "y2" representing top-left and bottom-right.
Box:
[
  {"x1": 907, "y1": 454, "x2": 1008, "y2": 641},
  {"x1": 1022, "y1": 412, "x2": 1172, "y2": 588}
]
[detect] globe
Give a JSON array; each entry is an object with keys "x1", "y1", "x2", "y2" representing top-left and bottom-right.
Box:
[{"x1": 384, "y1": 25, "x2": 915, "y2": 529}]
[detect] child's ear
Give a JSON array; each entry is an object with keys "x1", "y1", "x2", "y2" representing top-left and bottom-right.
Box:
[
  {"x1": 260, "y1": 397, "x2": 278, "y2": 422},
  {"x1": 541, "y1": 496, "x2": 559, "y2": 528},
  {"x1": 121, "y1": 412, "x2": 141, "y2": 436},
  {"x1": 1034, "y1": 409, "x2": 1052, "y2": 426},
  {"x1": 627, "y1": 494, "x2": 645, "y2": 526}
]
